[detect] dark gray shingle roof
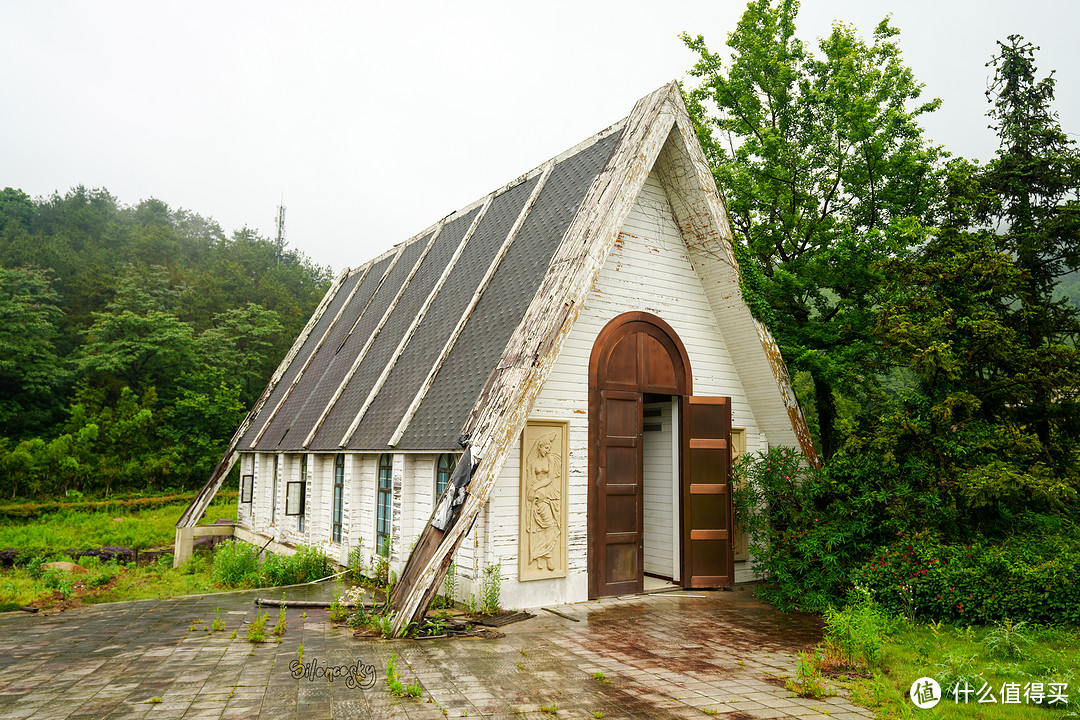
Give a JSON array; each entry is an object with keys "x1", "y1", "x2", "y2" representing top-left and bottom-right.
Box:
[{"x1": 240, "y1": 126, "x2": 621, "y2": 452}]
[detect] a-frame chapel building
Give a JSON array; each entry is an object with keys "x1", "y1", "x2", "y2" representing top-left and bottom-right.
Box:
[{"x1": 178, "y1": 82, "x2": 815, "y2": 610}]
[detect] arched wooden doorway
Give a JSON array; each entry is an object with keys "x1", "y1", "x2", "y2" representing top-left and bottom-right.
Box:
[{"x1": 588, "y1": 312, "x2": 733, "y2": 598}]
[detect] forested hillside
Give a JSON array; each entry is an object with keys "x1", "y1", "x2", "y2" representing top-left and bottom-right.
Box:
[{"x1": 0, "y1": 186, "x2": 332, "y2": 498}]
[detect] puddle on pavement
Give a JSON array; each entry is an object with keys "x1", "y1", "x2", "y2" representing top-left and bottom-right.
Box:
[{"x1": 579, "y1": 591, "x2": 823, "y2": 673}]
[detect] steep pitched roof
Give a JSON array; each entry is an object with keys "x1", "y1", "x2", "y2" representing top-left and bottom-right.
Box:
[
  {"x1": 238, "y1": 126, "x2": 622, "y2": 453},
  {"x1": 179, "y1": 82, "x2": 815, "y2": 529}
]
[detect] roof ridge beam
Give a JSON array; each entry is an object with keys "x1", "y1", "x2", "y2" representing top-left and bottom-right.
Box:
[
  {"x1": 390, "y1": 83, "x2": 683, "y2": 632},
  {"x1": 339, "y1": 191, "x2": 497, "y2": 447},
  {"x1": 301, "y1": 221, "x2": 447, "y2": 448},
  {"x1": 387, "y1": 160, "x2": 556, "y2": 447}
]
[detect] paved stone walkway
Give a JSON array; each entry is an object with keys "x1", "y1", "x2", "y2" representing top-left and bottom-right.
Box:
[{"x1": 0, "y1": 584, "x2": 871, "y2": 720}]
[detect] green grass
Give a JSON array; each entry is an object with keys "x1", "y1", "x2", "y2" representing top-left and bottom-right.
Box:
[
  {"x1": 842, "y1": 621, "x2": 1079, "y2": 719},
  {"x1": 89, "y1": 560, "x2": 216, "y2": 603},
  {"x1": 0, "y1": 495, "x2": 339, "y2": 609},
  {"x1": 0, "y1": 572, "x2": 45, "y2": 609},
  {"x1": 0, "y1": 557, "x2": 219, "y2": 608},
  {"x1": 0, "y1": 494, "x2": 237, "y2": 608},
  {"x1": 0, "y1": 494, "x2": 236, "y2": 555}
]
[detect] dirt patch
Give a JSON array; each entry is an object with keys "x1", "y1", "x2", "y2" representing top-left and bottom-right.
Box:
[
  {"x1": 27, "y1": 573, "x2": 122, "y2": 612},
  {"x1": 30, "y1": 589, "x2": 86, "y2": 612}
]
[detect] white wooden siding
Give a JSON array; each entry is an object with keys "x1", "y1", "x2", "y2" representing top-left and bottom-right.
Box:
[
  {"x1": 349, "y1": 454, "x2": 373, "y2": 566},
  {"x1": 274, "y1": 454, "x2": 307, "y2": 546},
  {"x1": 399, "y1": 455, "x2": 438, "y2": 569},
  {"x1": 310, "y1": 454, "x2": 330, "y2": 544}
]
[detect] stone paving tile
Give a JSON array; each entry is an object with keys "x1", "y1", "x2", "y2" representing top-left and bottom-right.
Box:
[{"x1": 0, "y1": 584, "x2": 875, "y2": 719}]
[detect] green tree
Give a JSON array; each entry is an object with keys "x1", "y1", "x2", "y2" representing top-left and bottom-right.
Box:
[
  {"x1": 0, "y1": 184, "x2": 331, "y2": 497},
  {"x1": 0, "y1": 266, "x2": 69, "y2": 436},
  {"x1": 868, "y1": 205, "x2": 1073, "y2": 531},
  {"x1": 0, "y1": 437, "x2": 46, "y2": 499},
  {"x1": 0, "y1": 188, "x2": 33, "y2": 230},
  {"x1": 195, "y1": 303, "x2": 284, "y2": 405},
  {"x1": 75, "y1": 264, "x2": 196, "y2": 397},
  {"x1": 977, "y1": 35, "x2": 1080, "y2": 459},
  {"x1": 162, "y1": 382, "x2": 245, "y2": 487},
  {"x1": 65, "y1": 386, "x2": 168, "y2": 495},
  {"x1": 682, "y1": 0, "x2": 944, "y2": 459}
]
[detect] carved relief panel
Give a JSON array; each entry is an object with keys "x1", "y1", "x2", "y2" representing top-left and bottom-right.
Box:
[{"x1": 519, "y1": 420, "x2": 569, "y2": 581}]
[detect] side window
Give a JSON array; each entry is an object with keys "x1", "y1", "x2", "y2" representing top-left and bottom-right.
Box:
[
  {"x1": 332, "y1": 454, "x2": 344, "y2": 544},
  {"x1": 289, "y1": 454, "x2": 306, "y2": 533},
  {"x1": 435, "y1": 453, "x2": 454, "y2": 500},
  {"x1": 377, "y1": 454, "x2": 393, "y2": 554},
  {"x1": 271, "y1": 454, "x2": 279, "y2": 524}
]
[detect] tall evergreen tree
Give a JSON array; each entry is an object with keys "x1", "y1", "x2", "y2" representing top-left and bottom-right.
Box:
[{"x1": 978, "y1": 35, "x2": 1080, "y2": 464}]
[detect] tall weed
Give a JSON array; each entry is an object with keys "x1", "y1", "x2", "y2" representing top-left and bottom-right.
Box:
[
  {"x1": 480, "y1": 561, "x2": 502, "y2": 616},
  {"x1": 823, "y1": 588, "x2": 894, "y2": 668},
  {"x1": 347, "y1": 539, "x2": 367, "y2": 583}
]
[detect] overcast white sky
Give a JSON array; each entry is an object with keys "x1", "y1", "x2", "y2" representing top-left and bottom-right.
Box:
[{"x1": 3, "y1": 1, "x2": 1078, "y2": 273}]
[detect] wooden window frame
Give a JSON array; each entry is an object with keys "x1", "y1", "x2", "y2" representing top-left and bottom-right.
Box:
[
  {"x1": 435, "y1": 453, "x2": 454, "y2": 501},
  {"x1": 285, "y1": 481, "x2": 305, "y2": 516},
  {"x1": 332, "y1": 454, "x2": 344, "y2": 544},
  {"x1": 377, "y1": 454, "x2": 393, "y2": 554}
]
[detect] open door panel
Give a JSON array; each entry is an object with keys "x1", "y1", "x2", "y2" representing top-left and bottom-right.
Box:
[{"x1": 681, "y1": 395, "x2": 733, "y2": 588}]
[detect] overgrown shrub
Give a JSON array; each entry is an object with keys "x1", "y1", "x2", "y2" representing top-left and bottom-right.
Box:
[
  {"x1": 732, "y1": 447, "x2": 883, "y2": 611},
  {"x1": 287, "y1": 544, "x2": 331, "y2": 583},
  {"x1": 86, "y1": 562, "x2": 121, "y2": 588},
  {"x1": 432, "y1": 561, "x2": 457, "y2": 609},
  {"x1": 246, "y1": 612, "x2": 268, "y2": 643},
  {"x1": 373, "y1": 539, "x2": 391, "y2": 586},
  {"x1": 210, "y1": 539, "x2": 260, "y2": 588},
  {"x1": 852, "y1": 516, "x2": 1080, "y2": 625},
  {"x1": 347, "y1": 539, "x2": 367, "y2": 583},
  {"x1": 981, "y1": 618, "x2": 1034, "y2": 660},
  {"x1": 328, "y1": 582, "x2": 349, "y2": 623},
  {"x1": 480, "y1": 561, "x2": 502, "y2": 615},
  {"x1": 41, "y1": 567, "x2": 74, "y2": 597},
  {"x1": 263, "y1": 544, "x2": 331, "y2": 586}
]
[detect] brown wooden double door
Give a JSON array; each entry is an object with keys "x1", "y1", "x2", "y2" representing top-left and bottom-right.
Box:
[{"x1": 588, "y1": 312, "x2": 734, "y2": 598}]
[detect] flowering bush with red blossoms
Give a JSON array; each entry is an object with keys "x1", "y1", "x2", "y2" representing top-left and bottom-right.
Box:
[{"x1": 852, "y1": 516, "x2": 1080, "y2": 625}]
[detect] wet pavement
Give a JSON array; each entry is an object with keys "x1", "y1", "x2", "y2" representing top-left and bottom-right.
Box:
[{"x1": 0, "y1": 583, "x2": 871, "y2": 720}]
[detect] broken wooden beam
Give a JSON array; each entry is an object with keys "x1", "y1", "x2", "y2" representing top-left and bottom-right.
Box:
[{"x1": 387, "y1": 83, "x2": 684, "y2": 635}]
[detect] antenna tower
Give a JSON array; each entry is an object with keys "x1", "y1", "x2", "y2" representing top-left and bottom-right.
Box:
[{"x1": 274, "y1": 202, "x2": 286, "y2": 264}]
